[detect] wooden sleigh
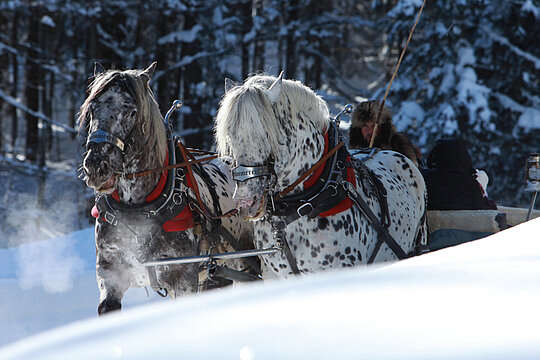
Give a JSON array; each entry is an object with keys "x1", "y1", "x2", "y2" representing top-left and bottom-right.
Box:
[{"x1": 426, "y1": 206, "x2": 540, "y2": 251}]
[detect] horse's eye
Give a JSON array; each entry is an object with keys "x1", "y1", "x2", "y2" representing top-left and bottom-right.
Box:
[{"x1": 130, "y1": 110, "x2": 137, "y2": 118}]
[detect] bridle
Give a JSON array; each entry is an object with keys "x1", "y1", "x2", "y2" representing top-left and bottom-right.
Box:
[
  {"x1": 84, "y1": 73, "x2": 142, "y2": 176},
  {"x1": 231, "y1": 105, "x2": 352, "y2": 202},
  {"x1": 87, "y1": 99, "x2": 236, "y2": 221}
]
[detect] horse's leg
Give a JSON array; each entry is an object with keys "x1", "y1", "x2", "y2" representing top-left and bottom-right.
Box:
[
  {"x1": 158, "y1": 263, "x2": 199, "y2": 299},
  {"x1": 96, "y1": 259, "x2": 130, "y2": 315},
  {"x1": 95, "y1": 223, "x2": 132, "y2": 315}
]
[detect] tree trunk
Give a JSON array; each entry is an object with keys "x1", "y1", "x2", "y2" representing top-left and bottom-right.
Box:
[
  {"x1": 285, "y1": 0, "x2": 299, "y2": 78},
  {"x1": 240, "y1": 0, "x2": 251, "y2": 78},
  {"x1": 24, "y1": 6, "x2": 42, "y2": 162},
  {"x1": 182, "y1": 8, "x2": 205, "y2": 148},
  {"x1": 10, "y1": 9, "x2": 19, "y2": 153},
  {"x1": 252, "y1": 0, "x2": 265, "y2": 73}
]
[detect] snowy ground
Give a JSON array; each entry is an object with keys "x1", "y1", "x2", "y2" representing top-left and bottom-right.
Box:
[
  {"x1": 1, "y1": 218, "x2": 540, "y2": 359},
  {"x1": 0, "y1": 227, "x2": 167, "y2": 348}
]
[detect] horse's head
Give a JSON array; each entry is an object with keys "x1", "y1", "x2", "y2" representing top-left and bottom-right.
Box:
[
  {"x1": 78, "y1": 62, "x2": 165, "y2": 194},
  {"x1": 215, "y1": 73, "x2": 329, "y2": 220}
]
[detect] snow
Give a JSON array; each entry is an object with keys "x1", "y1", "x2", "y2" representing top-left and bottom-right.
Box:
[
  {"x1": 521, "y1": 0, "x2": 539, "y2": 18},
  {"x1": 395, "y1": 101, "x2": 424, "y2": 131},
  {"x1": 483, "y1": 29, "x2": 540, "y2": 70},
  {"x1": 517, "y1": 107, "x2": 540, "y2": 131},
  {"x1": 1, "y1": 218, "x2": 540, "y2": 359},
  {"x1": 158, "y1": 24, "x2": 204, "y2": 45},
  {"x1": 0, "y1": 228, "x2": 166, "y2": 348}
]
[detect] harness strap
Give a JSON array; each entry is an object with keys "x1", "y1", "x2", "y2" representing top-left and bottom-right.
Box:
[
  {"x1": 217, "y1": 226, "x2": 262, "y2": 275},
  {"x1": 177, "y1": 140, "x2": 238, "y2": 220},
  {"x1": 282, "y1": 240, "x2": 301, "y2": 274},
  {"x1": 174, "y1": 141, "x2": 260, "y2": 276},
  {"x1": 272, "y1": 227, "x2": 301, "y2": 275},
  {"x1": 275, "y1": 141, "x2": 345, "y2": 200},
  {"x1": 344, "y1": 184, "x2": 407, "y2": 263}
]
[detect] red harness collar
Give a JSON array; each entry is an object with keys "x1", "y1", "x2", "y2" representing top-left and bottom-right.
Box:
[
  {"x1": 91, "y1": 151, "x2": 195, "y2": 232},
  {"x1": 301, "y1": 131, "x2": 357, "y2": 217}
]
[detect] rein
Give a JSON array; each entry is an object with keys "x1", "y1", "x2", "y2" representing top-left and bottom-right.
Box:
[
  {"x1": 100, "y1": 132, "x2": 237, "y2": 220},
  {"x1": 176, "y1": 140, "x2": 238, "y2": 220},
  {"x1": 119, "y1": 151, "x2": 218, "y2": 179}
]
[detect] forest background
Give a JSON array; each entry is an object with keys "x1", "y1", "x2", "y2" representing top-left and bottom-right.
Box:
[{"x1": 1, "y1": 0, "x2": 539, "y2": 247}]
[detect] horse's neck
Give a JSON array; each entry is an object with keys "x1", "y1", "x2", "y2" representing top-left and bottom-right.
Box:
[
  {"x1": 115, "y1": 138, "x2": 163, "y2": 205},
  {"x1": 276, "y1": 123, "x2": 326, "y2": 192}
]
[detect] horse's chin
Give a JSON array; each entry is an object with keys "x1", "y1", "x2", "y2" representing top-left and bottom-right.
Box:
[
  {"x1": 239, "y1": 198, "x2": 266, "y2": 221},
  {"x1": 93, "y1": 177, "x2": 116, "y2": 194}
]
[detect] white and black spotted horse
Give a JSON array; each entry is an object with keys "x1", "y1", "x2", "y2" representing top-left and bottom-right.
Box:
[
  {"x1": 79, "y1": 63, "x2": 255, "y2": 315},
  {"x1": 214, "y1": 73, "x2": 428, "y2": 277}
]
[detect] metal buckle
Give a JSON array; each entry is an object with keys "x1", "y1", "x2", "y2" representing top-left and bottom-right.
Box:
[
  {"x1": 297, "y1": 202, "x2": 313, "y2": 217},
  {"x1": 232, "y1": 164, "x2": 271, "y2": 182},
  {"x1": 103, "y1": 211, "x2": 118, "y2": 226},
  {"x1": 328, "y1": 184, "x2": 338, "y2": 197},
  {"x1": 172, "y1": 192, "x2": 183, "y2": 205}
]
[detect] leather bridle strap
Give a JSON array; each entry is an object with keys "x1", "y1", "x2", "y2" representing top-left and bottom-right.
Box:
[
  {"x1": 274, "y1": 141, "x2": 345, "y2": 200},
  {"x1": 87, "y1": 129, "x2": 126, "y2": 152},
  {"x1": 122, "y1": 155, "x2": 218, "y2": 179}
]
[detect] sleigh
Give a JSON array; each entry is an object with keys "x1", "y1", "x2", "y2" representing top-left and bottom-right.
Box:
[{"x1": 426, "y1": 206, "x2": 540, "y2": 251}]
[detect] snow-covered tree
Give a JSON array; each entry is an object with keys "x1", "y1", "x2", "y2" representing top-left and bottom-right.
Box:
[{"x1": 376, "y1": 0, "x2": 540, "y2": 206}]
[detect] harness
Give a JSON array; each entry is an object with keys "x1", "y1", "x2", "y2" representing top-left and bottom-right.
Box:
[
  {"x1": 232, "y1": 109, "x2": 416, "y2": 273},
  {"x1": 270, "y1": 121, "x2": 356, "y2": 230},
  {"x1": 93, "y1": 136, "x2": 192, "y2": 236},
  {"x1": 89, "y1": 101, "x2": 260, "y2": 292}
]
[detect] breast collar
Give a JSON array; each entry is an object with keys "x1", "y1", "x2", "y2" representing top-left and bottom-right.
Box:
[
  {"x1": 92, "y1": 135, "x2": 195, "y2": 233},
  {"x1": 269, "y1": 120, "x2": 357, "y2": 228}
]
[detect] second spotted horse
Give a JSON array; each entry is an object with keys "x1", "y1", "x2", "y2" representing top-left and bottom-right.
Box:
[{"x1": 214, "y1": 73, "x2": 428, "y2": 277}]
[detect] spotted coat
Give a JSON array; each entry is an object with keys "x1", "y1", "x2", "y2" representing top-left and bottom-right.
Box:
[{"x1": 214, "y1": 73, "x2": 427, "y2": 278}]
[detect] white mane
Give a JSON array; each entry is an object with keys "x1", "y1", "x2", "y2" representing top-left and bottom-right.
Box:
[{"x1": 214, "y1": 74, "x2": 330, "y2": 162}]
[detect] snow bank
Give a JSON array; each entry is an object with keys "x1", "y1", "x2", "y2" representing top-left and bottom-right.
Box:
[{"x1": 1, "y1": 218, "x2": 540, "y2": 359}]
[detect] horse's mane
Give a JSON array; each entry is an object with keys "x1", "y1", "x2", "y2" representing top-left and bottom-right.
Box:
[
  {"x1": 78, "y1": 68, "x2": 167, "y2": 164},
  {"x1": 215, "y1": 74, "x2": 330, "y2": 160}
]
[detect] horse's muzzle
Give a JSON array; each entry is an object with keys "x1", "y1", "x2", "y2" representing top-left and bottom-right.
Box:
[
  {"x1": 83, "y1": 150, "x2": 117, "y2": 193},
  {"x1": 235, "y1": 194, "x2": 266, "y2": 220}
]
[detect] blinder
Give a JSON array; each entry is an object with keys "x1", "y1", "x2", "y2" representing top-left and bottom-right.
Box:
[{"x1": 232, "y1": 163, "x2": 273, "y2": 182}]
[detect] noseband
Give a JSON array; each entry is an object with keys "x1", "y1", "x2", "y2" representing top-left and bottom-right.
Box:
[
  {"x1": 87, "y1": 129, "x2": 126, "y2": 153},
  {"x1": 232, "y1": 162, "x2": 274, "y2": 183}
]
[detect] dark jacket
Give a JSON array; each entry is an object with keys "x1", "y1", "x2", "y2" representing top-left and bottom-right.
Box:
[
  {"x1": 421, "y1": 138, "x2": 491, "y2": 211},
  {"x1": 349, "y1": 100, "x2": 421, "y2": 166}
]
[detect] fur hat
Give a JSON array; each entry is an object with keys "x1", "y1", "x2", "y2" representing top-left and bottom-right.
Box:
[
  {"x1": 349, "y1": 100, "x2": 396, "y2": 149},
  {"x1": 350, "y1": 100, "x2": 392, "y2": 128}
]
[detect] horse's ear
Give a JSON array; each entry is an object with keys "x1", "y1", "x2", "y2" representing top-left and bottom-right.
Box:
[
  {"x1": 142, "y1": 61, "x2": 157, "y2": 82},
  {"x1": 224, "y1": 78, "x2": 237, "y2": 93},
  {"x1": 94, "y1": 62, "x2": 105, "y2": 77},
  {"x1": 265, "y1": 71, "x2": 283, "y2": 105}
]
